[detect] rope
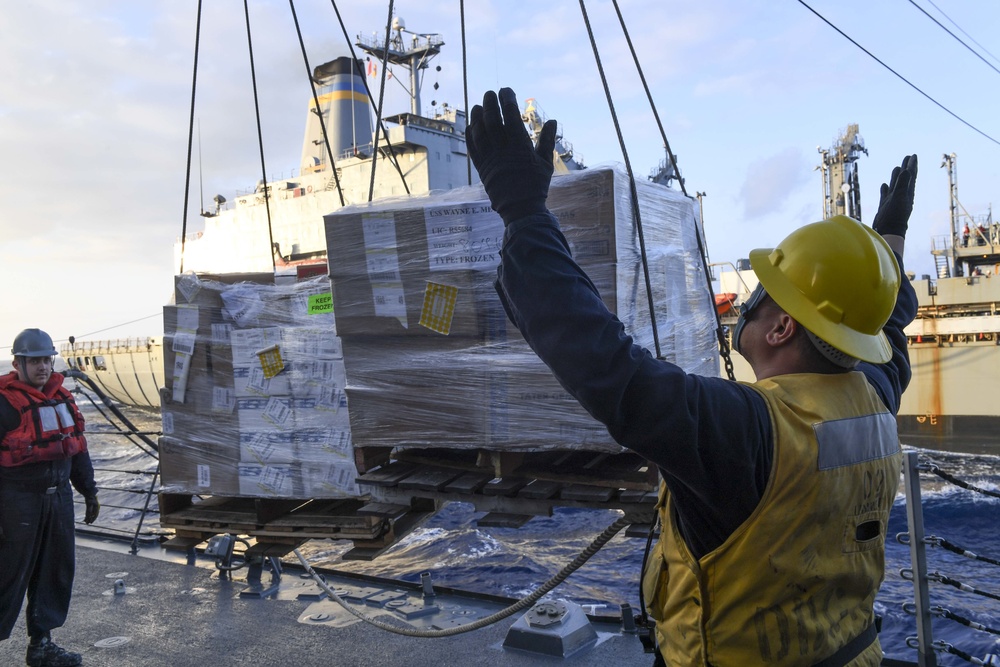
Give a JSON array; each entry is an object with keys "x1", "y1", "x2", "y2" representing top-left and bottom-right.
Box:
[
  {"x1": 294, "y1": 515, "x2": 630, "y2": 637},
  {"x1": 922, "y1": 462, "x2": 1000, "y2": 499},
  {"x1": 367, "y1": 0, "x2": 396, "y2": 202},
  {"x1": 935, "y1": 606, "x2": 1000, "y2": 637},
  {"x1": 934, "y1": 536, "x2": 1000, "y2": 567},
  {"x1": 326, "y1": 0, "x2": 410, "y2": 194},
  {"x1": 929, "y1": 572, "x2": 1000, "y2": 602},
  {"x1": 288, "y1": 0, "x2": 344, "y2": 206},
  {"x1": 577, "y1": 0, "x2": 662, "y2": 360},
  {"x1": 178, "y1": 0, "x2": 204, "y2": 274},
  {"x1": 241, "y1": 0, "x2": 277, "y2": 271}
]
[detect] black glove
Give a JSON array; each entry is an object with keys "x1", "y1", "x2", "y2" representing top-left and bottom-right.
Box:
[
  {"x1": 872, "y1": 154, "x2": 918, "y2": 238},
  {"x1": 84, "y1": 495, "x2": 100, "y2": 524},
  {"x1": 467, "y1": 87, "x2": 558, "y2": 224}
]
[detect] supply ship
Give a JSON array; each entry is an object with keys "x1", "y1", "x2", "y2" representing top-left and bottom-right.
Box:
[{"x1": 715, "y1": 130, "x2": 1000, "y2": 453}]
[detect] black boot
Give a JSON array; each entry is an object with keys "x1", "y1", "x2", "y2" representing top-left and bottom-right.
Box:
[{"x1": 26, "y1": 636, "x2": 82, "y2": 667}]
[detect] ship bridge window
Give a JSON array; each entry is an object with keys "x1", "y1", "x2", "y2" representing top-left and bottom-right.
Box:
[{"x1": 94, "y1": 356, "x2": 107, "y2": 371}]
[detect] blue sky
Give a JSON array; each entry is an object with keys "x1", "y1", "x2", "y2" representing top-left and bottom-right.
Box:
[{"x1": 2, "y1": 0, "x2": 999, "y2": 359}]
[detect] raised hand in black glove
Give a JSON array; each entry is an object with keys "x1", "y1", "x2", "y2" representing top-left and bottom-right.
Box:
[
  {"x1": 872, "y1": 154, "x2": 918, "y2": 238},
  {"x1": 84, "y1": 495, "x2": 100, "y2": 524},
  {"x1": 467, "y1": 87, "x2": 558, "y2": 224}
]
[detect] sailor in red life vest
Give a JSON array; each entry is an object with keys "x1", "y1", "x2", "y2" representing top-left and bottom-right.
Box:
[
  {"x1": 467, "y1": 88, "x2": 917, "y2": 666},
  {"x1": 0, "y1": 329, "x2": 99, "y2": 667}
]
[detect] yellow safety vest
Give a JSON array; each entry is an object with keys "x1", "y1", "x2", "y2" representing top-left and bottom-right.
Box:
[{"x1": 642, "y1": 372, "x2": 901, "y2": 666}]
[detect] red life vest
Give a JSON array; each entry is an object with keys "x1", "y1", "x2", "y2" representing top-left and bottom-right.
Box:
[{"x1": 0, "y1": 371, "x2": 87, "y2": 467}]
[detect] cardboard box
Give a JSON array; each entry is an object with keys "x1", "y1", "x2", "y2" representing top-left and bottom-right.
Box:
[{"x1": 159, "y1": 436, "x2": 240, "y2": 496}]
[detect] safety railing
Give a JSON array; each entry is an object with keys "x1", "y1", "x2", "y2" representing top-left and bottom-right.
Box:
[{"x1": 898, "y1": 451, "x2": 1000, "y2": 667}]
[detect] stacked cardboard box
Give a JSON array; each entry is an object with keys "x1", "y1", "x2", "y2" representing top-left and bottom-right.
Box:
[
  {"x1": 159, "y1": 272, "x2": 359, "y2": 498},
  {"x1": 324, "y1": 166, "x2": 718, "y2": 454}
]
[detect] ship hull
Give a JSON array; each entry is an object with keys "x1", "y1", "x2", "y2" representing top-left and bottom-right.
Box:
[{"x1": 62, "y1": 339, "x2": 164, "y2": 409}]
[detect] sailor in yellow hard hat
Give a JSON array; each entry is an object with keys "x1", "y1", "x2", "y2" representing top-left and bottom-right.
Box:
[{"x1": 467, "y1": 87, "x2": 918, "y2": 667}]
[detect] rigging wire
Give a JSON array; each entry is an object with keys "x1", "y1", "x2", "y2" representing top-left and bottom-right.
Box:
[
  {"x1": 327, "y1": 0, "x2": 410, "y2": 195},
  {"x1": 907, "y1": 0, "x2": 1000, "y2": 79},
  {"x1": 924, "y1": 0, "x2": 1000, "y2": 68},
  {"x1": 609, "y1": 0, "x2": 735, "y2": 381},
  {"x1": 608, "y1": 0, "x2": 685, "y2": 198},
  {"x1": 796, "y1": 0, "x2": 1000, "y2": 148},
  {"x1": 576, "y1": 0, "x2": 662, "y2": 360},
  {"x1": 288, "y1": 0, "x2": 345, "y2": 207},
  {"x1": 368, "y1": 0, "x2": 396, "y2": 202},
  {"x1": 460, "y1": 0, "x2": 472, "y2": 185},
  {"x1": 178, "y1": 0, "x2": 204, "y2": 275},
  {"x1": 241, "y1": 0, "x2": 277, "y2": 271}
]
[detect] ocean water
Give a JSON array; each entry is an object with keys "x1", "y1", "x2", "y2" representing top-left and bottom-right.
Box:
[{"x1": 76, "y1": 397, "x2": 1000, "y2": 666}]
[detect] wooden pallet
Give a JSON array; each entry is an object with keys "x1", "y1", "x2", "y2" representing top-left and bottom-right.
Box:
[
  {"x1": 159, "y1": 448, "x2": 659, "y2": 561},
  {"x1": 355, "y1": 447, "x2": 659, "y2": 526},
  {"x1": 158, "y1": 493, "x2": 434, "y2": 560}
]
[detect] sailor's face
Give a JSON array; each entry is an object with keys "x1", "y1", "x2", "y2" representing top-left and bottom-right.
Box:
[{"x1": 15, "y1": 356, "x2": 53, "y2": 389}]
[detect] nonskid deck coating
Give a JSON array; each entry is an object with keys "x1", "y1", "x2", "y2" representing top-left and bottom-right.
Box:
[{"x1": 0, "y1": 541, "x2": 651, "y2": 667}]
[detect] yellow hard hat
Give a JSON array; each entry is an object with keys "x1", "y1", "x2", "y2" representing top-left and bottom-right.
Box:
[{"x1": 748, "y1": 215, "x2": 900, "y2": 364}]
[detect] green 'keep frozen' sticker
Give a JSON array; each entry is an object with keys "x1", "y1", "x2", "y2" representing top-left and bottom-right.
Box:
[{"x1": 307, "y1": 292, "x2": 333, "y2": 314}]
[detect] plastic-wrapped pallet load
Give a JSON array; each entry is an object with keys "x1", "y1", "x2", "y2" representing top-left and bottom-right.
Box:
[
  {"x1": 324, "y1": 165, "x2": 718, "y2": 454},
  {"x1": 159, "y1": 272, "x2": 358, "y2": 498}
]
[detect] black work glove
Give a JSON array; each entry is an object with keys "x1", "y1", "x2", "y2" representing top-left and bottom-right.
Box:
[
  {"x1": 84, "y1": 495, "x2": 100, "y2": 524},
  {"x1": 467, "y1": 87, "x2": 558, "y2": 224},
  {"x1": 872, "y1": 154, "x2": 918, "y2": 238}
]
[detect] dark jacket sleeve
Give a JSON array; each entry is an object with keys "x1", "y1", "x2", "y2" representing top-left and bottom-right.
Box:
[
  {"x1": 859, "y1": 251, "x2": 918, "y2": 414},
  {"x1": 495, "y1": 212, "x2": 772, "y2": 557},
  {"x1": 69, "y1": 399, "x2": 98, "y2": 498}
]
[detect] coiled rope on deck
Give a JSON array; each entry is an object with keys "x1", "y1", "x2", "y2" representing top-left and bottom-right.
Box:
[{"x1": 294, "y1": 514, "x2": 630, "y2": 637}]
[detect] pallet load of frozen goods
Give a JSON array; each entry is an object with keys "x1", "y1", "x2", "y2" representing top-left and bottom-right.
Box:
[
  {"x1": 158, "y1": 272, "x2": 358, "y2": 499},
  {"x1": 324, "y1": 165, "x2": 718, "y2": 454}
]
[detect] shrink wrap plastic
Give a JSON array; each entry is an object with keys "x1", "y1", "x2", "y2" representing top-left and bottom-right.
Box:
[
  {"x1": 324, "y1": 165, "x2": 718, "y2": 454},
  {"x1": 160, "y1": 273, "x2": 358, "y2": 498},
  {"x1": 158, "y1": 166, "x2": 718, "y2": 499}
]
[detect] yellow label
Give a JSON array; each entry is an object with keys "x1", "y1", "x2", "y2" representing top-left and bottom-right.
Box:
[
  {"x1": 419, "y1": 282, "x2": 459, "y2": 335},
  {"x1": 256, "y1": 345, "x2": 285, "y2": 379}
]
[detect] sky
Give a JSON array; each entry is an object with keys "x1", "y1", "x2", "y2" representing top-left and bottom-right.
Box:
[{"x1": 2, "y1": 0, "x2": 1000, "y2": 360}]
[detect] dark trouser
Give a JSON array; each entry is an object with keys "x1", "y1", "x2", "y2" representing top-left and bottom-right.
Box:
[{"x1": 0, "y1": 482, "x2": 76, "y2": 641}]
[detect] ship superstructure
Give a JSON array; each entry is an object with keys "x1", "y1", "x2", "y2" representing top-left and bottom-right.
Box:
[{"x1": 715, "y1": 137, "x2": 1000, "y2": 452}]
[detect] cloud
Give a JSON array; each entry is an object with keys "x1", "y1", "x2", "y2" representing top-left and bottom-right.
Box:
[{"x1": 739, "y1": 148, "x2": 811, "y2": 219}]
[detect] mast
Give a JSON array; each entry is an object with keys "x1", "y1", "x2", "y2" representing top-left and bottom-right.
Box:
[
  {"x1": 817, "y1": 124, "x2": 867, "y2": 221},
  {"x1": 356, "y1": 17, "x2": 443, "y2": 117},
  {"x1": 943, "y1": 152, "x2": 960, "y2": 277}
]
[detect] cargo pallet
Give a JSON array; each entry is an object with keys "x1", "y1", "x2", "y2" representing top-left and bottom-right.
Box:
[{"x1": 159, "y1": 447, "x2": 658, "y2": 561}]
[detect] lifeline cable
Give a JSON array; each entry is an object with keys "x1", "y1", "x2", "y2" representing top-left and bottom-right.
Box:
[
  {"x1": 934, "y1": 536, "x2": 1000, "y2": 567},
  {"x1": 294, "y1": 514, "x2": 630, "y2": 637},
  {"x1": 929, "y1": 572, "x2": 1000, "y2": 602},
  {"x1": 934, "y1": 606, "x2": 1000, "y2": 637},
  {"x1": 922, "y1": 463, "x2": 1000, "y2": 499}
]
